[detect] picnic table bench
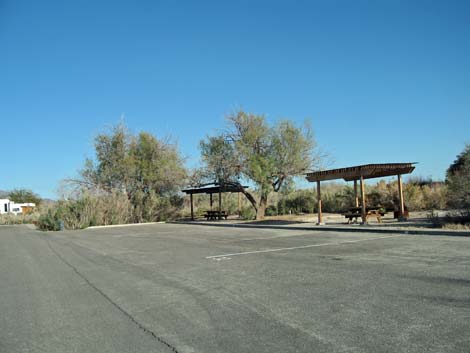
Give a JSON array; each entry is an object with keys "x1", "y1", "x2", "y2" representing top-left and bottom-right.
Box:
[
  {"x1": 204, "y1": 210, "x2": 228, "y2": 220},
  {"x1": 344, "y1": 207, "x2": 386, "y2": 224}
]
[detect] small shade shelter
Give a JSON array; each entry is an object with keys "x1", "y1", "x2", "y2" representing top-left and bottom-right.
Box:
[
  {"x1": 305, "y1": 163, "x2": 416, "y2": 224},
  {"x1": 182, "y1": 183, "x2": 248, "y2": 220}
]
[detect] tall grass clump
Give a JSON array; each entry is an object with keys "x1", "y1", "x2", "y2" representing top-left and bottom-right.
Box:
[
  {"x1": 0, "y1": 212, "x2": 40, "y2": 225},
  {"x1": 38, "y1": 191, "x2": 132, "y2": 230},
  {"x1": 37, "y1": 190, "x2": 185, "y2": 231}
]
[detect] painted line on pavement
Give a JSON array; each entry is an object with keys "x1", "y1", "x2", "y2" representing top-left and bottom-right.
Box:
[{"x1": 205, "y1": 234, "x2": 402, "y2": 259}]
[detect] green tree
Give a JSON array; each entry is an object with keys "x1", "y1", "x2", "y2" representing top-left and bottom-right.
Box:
[
  {"x1": 76, "y1": 123, "x2": 187, "y2": 222},
  {"x1": 199, "y1": 136, "x2": 239, "y2": 183},
  {"x1": 8, "y1": 189, "x2": 41, "y2": 206},
  {"x1": 199, "y1": 110, "x2": 321, "y2": 219},
  {"x1": 446, "y1": 144, "x2": 470, "y2": 212},
  {"x1": 196, "y1": 135, "x2": 258, "y2": 213}
]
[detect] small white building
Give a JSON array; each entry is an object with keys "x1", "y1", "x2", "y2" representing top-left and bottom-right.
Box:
[{"x1": 0, "y1": 199, "x2": 36, "y2": 215}]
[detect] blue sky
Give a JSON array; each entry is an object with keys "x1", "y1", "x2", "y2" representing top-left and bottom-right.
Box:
[{"x1": 1, "y1": 0, "x2": 469, "y2": 198}]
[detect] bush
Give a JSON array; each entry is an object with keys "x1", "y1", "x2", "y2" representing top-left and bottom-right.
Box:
[
  {"x1": 277, "y1": 189, "x2": 316, "y2": 215},
  {"x1": 37, "y1": 209, "x2": 63, "y2": 231},
  {"x1": 240, "y1": 206, "x2": 256, "y2": 220},
  {"x1": 36, "y1": 189, "x2": 186, "y2": 231},
  {"x1": 320, "y1": 186, "x2": 355, "y2": 213},
  {"x1": 275, "y1": 179, "x2": 447, "y2": 215},
  {"x1": 427, "y1": 209, "x2": 470, "y2": 229},
  {"x1": 446, "y1": 145, "x2": 470, "y2": 211},
  {"x1": 37, "y1": 191, "x2": 131, "y2": 230},
  {"x1": 265, "y1": 205, "x2": 278, "y2": 216}
]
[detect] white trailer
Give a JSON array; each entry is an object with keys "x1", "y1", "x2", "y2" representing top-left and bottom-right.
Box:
[{"x1": 0, "y1": 199, "x2": 36, "y2": 215}]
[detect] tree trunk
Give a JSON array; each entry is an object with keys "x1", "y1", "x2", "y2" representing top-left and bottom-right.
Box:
[
  {"x1": 239, "y1": 188, "x2": 258, "y2": 214},
  {"x1": 256, "y1": 192, "x2": 268, "y2": 220},
  {"x1": 222, "y1": 181, "x2": 258, "y2": 214}
]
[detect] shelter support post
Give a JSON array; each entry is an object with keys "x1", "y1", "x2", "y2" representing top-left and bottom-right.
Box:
[
  {"x1": 190, "y1": 193, "x2": 194, "y2": 221},
  {"x1": 354, "y1": 180, "x2": 359, "y2": 207},
  {"x1": 397, "y1": 174, "x2": 405, "y2": 221},
  {"x1": 210, "y1": 193, "x2": 213, "y2": 210},
  {"x1": 238, "y1": 192, "x2": 241, "y2": 218},
  {"x1": 218, "y1": 190, "x2": 222, "y2": 219},
  {"x1": 316, "y1": 180, "x2": 323, "y2": 225},
  {"x1": 360, "y1": 175, "x2": 366, "y2": 224}
]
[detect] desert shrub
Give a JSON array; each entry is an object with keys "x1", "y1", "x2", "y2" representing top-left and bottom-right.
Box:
[
  {"x1": 37, "y1": 191, "x2": 132, "y2": 230},
  {"x1": 446, "y1": 145, "x2": 470, "y2": 211},
  {"x1": 442, "y1": 222, "x2": 470, "y2": 230},
  {"x1": 429, "y1": 145, "x2": 470, "y2": 226},
  {"x1": 404, "y1": 183, "x2": 425, "y2": 211},
  {"x1": 320, "y1": 185, "x2": 355, "y2": 213},
  {"x1": 291, "y1": 191, "x2": 315, "y2": 214},
  {"x1": 422, "y1": 184, "x2": 447, "y2": 210},
  {"x1": 37, "y1": 189, "x2": 186, "y2": 231},
  {"x1": 240, "y1": 206, "x2": 256, "y2": 220},
  {"x1": 362, "y1": 179, "x2": 446, "y2": 212},
  {"x1": 277, "y1": 189, "x2": 316, "y2": 214},
  {"x1": 37, "y1": 208, "x2": 63, "y2": 231},
  {"x1": 265, "y1": 205, "x2": 278, "y2": 216},
  {"x1": 277, "y1": 198, "x2": 288, "y2": 215},
  {"x1": 367, "y1": 180, "x2": 397, "y2": 211},
  {"x1": 152, "y1": 194, "x2": 185, "y2": 221},
  {"x1": 427, "y1": 209, "x2": 470, "y2": 229},
  {"x1": 129, "y1": 191, "x2": 185, "y2": 223},
  {"x1": 273, "y1": 179, "x2": 447, "y2": 216},
  {"x1": 222, "y1": 193, "x2": 240, "y2": 216}
]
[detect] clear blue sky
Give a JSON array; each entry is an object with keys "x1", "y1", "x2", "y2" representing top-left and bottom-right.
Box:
[{"x1": 1, "y1": 0, "x2": 469, "y2": 199}]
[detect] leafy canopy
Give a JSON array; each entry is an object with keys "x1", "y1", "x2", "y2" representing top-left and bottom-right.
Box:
[
  {"x1": 198, "y1": 110, "x2": 321, "y2": 219},
  {"x1": 8, "y1": 189, "x2": 41, "y2": 205},
  {"x1": 75, "y1": 123, "x2": 187, "y2": 223},
  {"x1": 80, "y1": 124, "x2": 186, "y2": 196},
  {"x1": 446, "y1": 144, "x2": 470, "y2": 210},
  {"x1": 226, "y1": 111, "x2": 319, "y2": 192}
]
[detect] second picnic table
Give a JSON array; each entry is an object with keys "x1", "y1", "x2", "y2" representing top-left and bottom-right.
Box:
[{"x1": 344, "y1": 207, "x2": 386, "y2": 224}]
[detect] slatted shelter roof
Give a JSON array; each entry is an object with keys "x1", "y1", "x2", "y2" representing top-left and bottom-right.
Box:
[
  {"x1": 306, "y1": 163, "x2": 417, "y2": 182},
  {"x1": 182, "y1": 183, "x2": 248, "y2": 195}
]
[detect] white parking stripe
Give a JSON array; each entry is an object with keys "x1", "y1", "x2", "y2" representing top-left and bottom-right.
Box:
[
  {"x1": 205, "y1": 234, "x2": 402, "y2": 259},
  {"x1": 239, "y1": 232, "x2": 329, "y2": 241}
]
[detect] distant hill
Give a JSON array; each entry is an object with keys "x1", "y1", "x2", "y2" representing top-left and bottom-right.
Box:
[{"x1": 0, "y1": 190, "x2": 8, "y2": 198}]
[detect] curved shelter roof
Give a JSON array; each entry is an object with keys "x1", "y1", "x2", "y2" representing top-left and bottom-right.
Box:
[
  {"x1": 306, "y1": 163, "x2": 416, "y2": 182},
  {"x1": 182, "y1": 183, "x2": 248, "y2": 195}
]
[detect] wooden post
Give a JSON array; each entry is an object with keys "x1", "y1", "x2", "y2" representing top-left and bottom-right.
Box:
[
  {"x1": 210, "y1": 193, "x2": 213, "y2": 210},
  {"x1": 190, "y1": 193, "x2": 194, "y2": 221},
  {"x1": 238, "y1": 192, "x2": 241, "y2": 218},
  {"x1": 354, "y1": 180, "x2": 359, "y2": 208},
  {"x1": 317, "y1": 180, "x2": 323, "y2": 225},
  {"x1": 360, "y1": 175, "x2": 366, "y2": 224},
  {"x1": 397, "y1": 174, "x2": 405, "y2": 221},
  {"x1": 218, "y1": 190, "x2": 222, "y2": 219}
]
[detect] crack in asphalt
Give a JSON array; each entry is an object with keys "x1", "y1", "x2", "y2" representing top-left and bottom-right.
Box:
[{"x1": 43, "y1": 236, "x2": 181, "y2": 353}]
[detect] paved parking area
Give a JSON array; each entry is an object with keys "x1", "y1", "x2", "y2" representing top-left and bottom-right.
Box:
[{"x1": 1, "y1": 223, "x2": 469, "y2": 352}]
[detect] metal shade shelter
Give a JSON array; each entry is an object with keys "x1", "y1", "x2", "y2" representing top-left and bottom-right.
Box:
[
  {"x1": 305, "y1": 163, "x2": 417, "y2": 224},
  {"x1": 182, "y1": 183, "x2": 249, "y2": 220}
]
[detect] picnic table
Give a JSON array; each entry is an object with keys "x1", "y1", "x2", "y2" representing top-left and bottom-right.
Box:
[
  {"x1": 204, "y1": 210, "x2": 228, "y2": 221},
  {"x1": 344, "y1": 207, "x2": 386, "y2": 224}
]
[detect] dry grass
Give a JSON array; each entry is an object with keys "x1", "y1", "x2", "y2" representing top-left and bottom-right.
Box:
[
  {"x1": 0, "y1": 212, "x2": 40, "y2": 225},
  {"x1": 442, "y1": 223, "x2": 470, "y2": 230}
]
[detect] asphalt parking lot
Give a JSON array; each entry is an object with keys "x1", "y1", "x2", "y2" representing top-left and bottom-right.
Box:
[{"x1": 1, "y1": 223, "x2": 469, "y2": 353}]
